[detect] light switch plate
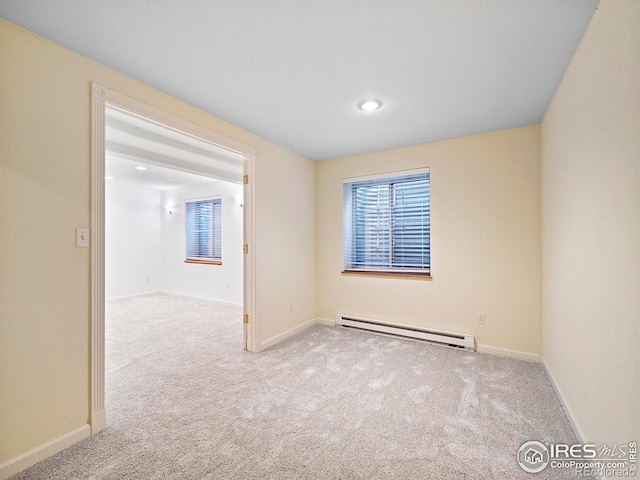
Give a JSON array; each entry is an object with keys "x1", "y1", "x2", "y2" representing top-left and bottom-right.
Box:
[{"x1": 76, "y1": 228, "x2": 90, "y2": 248}]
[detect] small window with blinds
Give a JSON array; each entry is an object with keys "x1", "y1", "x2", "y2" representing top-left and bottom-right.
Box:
[
  {"x1": 185, "y1": 197, "x2": 222, "y2": 264},
  {"x1": 343, "y1": 169, "x2": 430, "y2": 277}
]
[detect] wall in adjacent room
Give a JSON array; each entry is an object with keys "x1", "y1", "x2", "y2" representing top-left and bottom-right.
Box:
[
  {"x1": 541, "y1": 0, "x2": 639, "y2": 443},
  {"x1": 316, "y1": 125, "x2": 542, "y2": 355},
  {"x1": 161, "y1": 181, "x2": 244, "y2": 304},
  {"x1": 105, "y1": 180, "x2": 162, "y2": 299}
]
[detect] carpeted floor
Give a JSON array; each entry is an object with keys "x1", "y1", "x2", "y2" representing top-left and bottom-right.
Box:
[{"x1": 13, "y1": 293, "x2": 577, "y2": 479}]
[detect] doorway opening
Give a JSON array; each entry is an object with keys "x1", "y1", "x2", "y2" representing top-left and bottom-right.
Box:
[
  {"x1": 104, "y1": 106, "x2": 245, "y2": 306},
  {"x1": 91, "y1": 84, "x2": 256, "y2": 434}
]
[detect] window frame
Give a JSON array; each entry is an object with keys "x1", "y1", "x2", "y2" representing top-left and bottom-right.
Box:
[
  {"x1": 184, "y1": 195, "x2": 222, "y2": 265},
  {"x1": 342, "y1": 168, "x2": 431, "y2": 279}
]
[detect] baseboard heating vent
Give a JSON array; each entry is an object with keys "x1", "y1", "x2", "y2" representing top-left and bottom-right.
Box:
[{"x1": 336, "y1": 315, "x2": 476, "y2": 351}]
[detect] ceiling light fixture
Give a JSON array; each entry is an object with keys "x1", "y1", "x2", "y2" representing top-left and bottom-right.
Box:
[
  {"x1": 134, "y1": 166, "x2": 147, "y2": 171},
  {"x1": 359, "y1": 100, "x2": 381, "y2": 111}
]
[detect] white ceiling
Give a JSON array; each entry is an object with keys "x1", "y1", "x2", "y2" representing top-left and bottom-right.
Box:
[
  {"x1": 105, "y1": 155, "x2": 217, "y2": 191},
  {"x1": 105, "y1": 106, "x2": 244, "y2": 189},
  {"x1": 0, "y1": 0, "x2": 599, "y2": 161}
]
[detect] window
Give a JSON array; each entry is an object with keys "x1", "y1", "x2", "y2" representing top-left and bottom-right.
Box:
[
  {"x1": 343, "y1": 169, "x2": 430, "y2": 277},
  {"x1": 185, "y1": 197, "x2": 222, "y2": 264}
]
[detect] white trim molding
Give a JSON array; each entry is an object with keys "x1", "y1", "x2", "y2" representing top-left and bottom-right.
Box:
[
  {"x1": 91, "y1": 409, "x2": 107, "y2": 435},
  {"x1": 105, "y1": 291, "x2": 161, "y2": 302},
  {"x1": 254, "y1": 318, "x2": 334, "y2": 352},
  {"x1": 256, "y1": 318, "x2": 318, "y2": 352},
  {"x1": 0, "y1": 425, "x2": 90, "y2": 480},
  {"x1": 161, "y1": 291, "x2": 243, "y2": 307},
  {"x1": 243, "y1": 154, "x2": 257, "y2": 353},
  {"x1": 91, "y1": 84, "x2": 107, "y2": 435},
  {"x1": 542, "y1": 358, "x2": 587, "y2": 444},
  {"x1": 91, "y1": 83, "x2": 258, "y2": 438},
  {"x1": 316, "y1": 317, "x2": 336, "y2": 327},
  {"x1": 93, "y1": 85, "x2": 256, "y2": 159},
  {"x1": 476, "y1": 344, "x2": 542, "y2": 363}
]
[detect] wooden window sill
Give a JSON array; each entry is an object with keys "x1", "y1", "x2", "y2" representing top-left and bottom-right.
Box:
[
  {"x1": 184, "y1": 259, "x2": 222, "y2": 266},
  {"x1": 341, "y1": 270, "x2": 432, "y2": 280}
]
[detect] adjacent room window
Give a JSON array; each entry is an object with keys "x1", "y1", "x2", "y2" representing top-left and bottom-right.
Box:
[
  {"x1": 343, "y1": 168, "x2": 430, "y2": 276},
  {"x1": 185, "y1": 197, "x2": 222, "y2": 264}
]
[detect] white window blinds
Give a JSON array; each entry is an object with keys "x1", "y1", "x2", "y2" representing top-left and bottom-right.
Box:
[
  {"x1": 344, "y1": 170, "x2": 430, "y2": 275},
  {"x1": 185, "y1": 197, "x2": 222, "y2": 261}
]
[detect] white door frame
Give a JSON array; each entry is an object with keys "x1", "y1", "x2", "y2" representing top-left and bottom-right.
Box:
[{"x1": 90, "y1": 83, "x2": 257, "y2": 435}]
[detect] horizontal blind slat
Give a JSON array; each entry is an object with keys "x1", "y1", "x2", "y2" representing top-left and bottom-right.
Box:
[
  {"x1": 186, "y1": 198, "x2": 222, "y2": 260},
  {"x1": 344, "y1": 172, "x2": 430, "y2": 273}
]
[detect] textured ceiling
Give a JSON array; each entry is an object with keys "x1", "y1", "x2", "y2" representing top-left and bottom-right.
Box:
[{"x1": 0, "y1": 0, "x2": 599, "y2": 160}]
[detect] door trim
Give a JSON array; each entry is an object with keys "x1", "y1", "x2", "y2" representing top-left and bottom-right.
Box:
[{"x1": 90, "y1": 83, "x2": 257, "y2": 435}]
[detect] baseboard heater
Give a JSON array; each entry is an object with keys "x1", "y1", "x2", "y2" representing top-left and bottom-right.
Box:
[{"x1": 336, "y1": 314, "x2": 476, "y2": 351}]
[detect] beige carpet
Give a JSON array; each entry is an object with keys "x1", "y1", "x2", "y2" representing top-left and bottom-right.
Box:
[{"x1": 12, "y1": 293, "x2": 577, "y2": 479}]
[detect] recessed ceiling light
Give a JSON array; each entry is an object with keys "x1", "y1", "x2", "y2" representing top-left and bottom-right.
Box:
[
  {"x1": 134, "y1": 166, "x2": 147, "y2": 171},
  {"x1": 359, "y1": 100, "x2": 381, "y2": 111}
]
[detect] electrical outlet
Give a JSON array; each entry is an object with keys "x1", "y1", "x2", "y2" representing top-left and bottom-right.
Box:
[
  {"x1": 477, "y1": 312, "x2": 485, "y2": 325},
  {"x1": 145, "y1": 277, "x2": 150, "y2": 284},
  {"x1": 289, "y1": 302, "x2": 293, "y2": 313},
  {"x1": 225, "y1": 282, "x2": 230, "y2": 290}
]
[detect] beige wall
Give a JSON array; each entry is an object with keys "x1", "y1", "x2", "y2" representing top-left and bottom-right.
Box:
[
  {"x1": 541, "y1": 0, "x2": 640, "y2": 444},
  {"x1": 0, "y1": 18, "x2": 316, "y2": 463},
  {"x1": 3, "y1": 0, "x2": 638, "y2": 471},
  {"x1": 316, "y1": 125, "x2": 542, "y2": 354}
]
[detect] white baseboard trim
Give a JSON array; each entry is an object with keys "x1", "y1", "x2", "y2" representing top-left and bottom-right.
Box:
[
  {"x1": 316, "y1": 317, "x2": 336, "y2": 327},
  {"x1": 160, "y1": 291, "x2": 243, "y2": 306},
  {"x1": 541, "y1": 357, "x2": 586, "y2": 444},
  {"x1": 0, "y1": 424, "x2": 91, "y2": 480},
  {"x1": 256, "y1": 318, "x2": 317, "y2": 352},
  {"x1": 477, "y1": 344, "x2": 541, "y2": 363},
  {"x1": 91, "y1": 409, "x2": 107, "y2": 435},
  {"x1": 106, "y1": 290, "x2": 160, "y2": 301}
]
